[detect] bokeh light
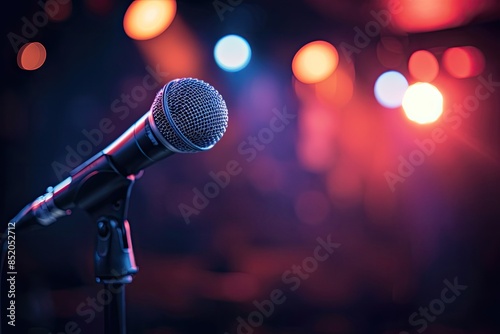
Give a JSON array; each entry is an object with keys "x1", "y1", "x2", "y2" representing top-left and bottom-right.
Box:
[
  {"x1": 376, "y1": 37, "x2": 405, "y2": 68},
  {"x1": 402, "y1": 82, "x2": 443, "y2": 124},
  {"x1": 17, "y1": 42, "x2": 47, "y2": 71},
  {"x1": 297, "y1": 105, "x2": 336, "y2": 172},
  {"x1": 327, "y1": 162, "x2": 362, "y2": 206},
  {"x1": 292, "y1": 41, "x2": 339, "y2": 84},
  {"x1": 374, "y1": 71, "x2": 408, "y2": 108},
  {"x1": 136, "y1": 16, "x2": 203, "y2": 78},
  {"x1": 214, "y1": 35, "x2": 252, "y2": 72},
  {"x1": 315, "y1": 66, "x2": 354, "y2": 108},
  {"x1": 45, "y1": 0, "x2": 72, "y2": 21},
  {"x1": 443, "y1": 46, "x2": 485, "y2": 78},
  {"x1": 86, "y1": 0, "x2": 114, "y2": 15},
  {"x1": 123, "y1": 0, "x2": 176, "y2": 40},
  {"x1": 408, "y1": 50, "x2": 439, "y2": 82},
  {"x1": 387, "y1": 0, "x2": 478, "y2": 32}
]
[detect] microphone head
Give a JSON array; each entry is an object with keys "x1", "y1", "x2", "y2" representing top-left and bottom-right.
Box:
[{"x1": 151, "y1": 78, "x2": 228, "y2": 153}]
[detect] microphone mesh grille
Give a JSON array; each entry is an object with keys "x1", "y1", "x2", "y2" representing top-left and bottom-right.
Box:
[{"x1": 151, "y1": 78, "x2": 228, "y2": 152}]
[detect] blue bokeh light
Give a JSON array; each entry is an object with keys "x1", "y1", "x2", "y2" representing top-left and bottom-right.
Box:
[{"x1": 214, "y1": 34, "x2": 252, "y2": 72}]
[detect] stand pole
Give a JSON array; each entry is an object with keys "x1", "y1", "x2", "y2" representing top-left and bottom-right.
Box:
[{"x1": 104, "y1": 284, "x2": 126, "y2": 334}]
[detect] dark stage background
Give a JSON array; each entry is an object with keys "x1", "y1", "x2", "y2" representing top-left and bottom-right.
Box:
[{"x1": 2, "y1": 1, "x2": 500, "y2": 333}]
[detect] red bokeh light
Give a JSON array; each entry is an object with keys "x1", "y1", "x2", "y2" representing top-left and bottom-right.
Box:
[
  {"x1": 45, "y1": 0, "x2": 72, "y2": 21},
  {"x1": 408, "y1": 50, "x2": 439, "y2": 82},
  {"x1": 387, "y1": 0, "x2": 483, "y2": 32},
  {"x1": 86, "y1": 0, "x2": 114, "y2": 15},
  {"x1": 442, "y1": 46, "x2": 485, "y2": 78},
  {"x1": 17, "y1": 42, "x2": 47, "y2": 71}
]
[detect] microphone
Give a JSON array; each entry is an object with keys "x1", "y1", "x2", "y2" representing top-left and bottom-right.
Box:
[{"x1": 10, "y1": 78, "x2": 228, "y2": 231}]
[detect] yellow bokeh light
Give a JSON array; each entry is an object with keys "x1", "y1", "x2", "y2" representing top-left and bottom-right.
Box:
[
  {"x1": 402, "y1": 83, "x2": 443, "y2": 124},
  {"x1": 123, "y1": 0, "x2": 176, "y2": 40},
  {"x1": 292, "y1": 41, "x2": 339, "y2": 84}
]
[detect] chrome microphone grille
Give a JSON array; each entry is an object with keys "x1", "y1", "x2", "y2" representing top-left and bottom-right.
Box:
[{"x1": 151, "y1": 78, "x2": 228, "y2": 153}]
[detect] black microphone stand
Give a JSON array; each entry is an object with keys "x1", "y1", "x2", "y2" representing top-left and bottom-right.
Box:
[{"x1": 85, "y1": 172, "x2": 139, "y2": 334}]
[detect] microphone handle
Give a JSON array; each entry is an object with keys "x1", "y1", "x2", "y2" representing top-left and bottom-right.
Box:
[{"x1": 11, "y1": 111, "x2": 175, "y2": 231}]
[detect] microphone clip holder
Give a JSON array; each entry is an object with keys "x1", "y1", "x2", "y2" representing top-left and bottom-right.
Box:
[{"x1": 86, "y1": 172, "x2": 139, "y2": 334}]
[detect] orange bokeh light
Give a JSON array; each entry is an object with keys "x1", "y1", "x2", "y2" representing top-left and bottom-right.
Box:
[
  {"x1": 408, "y1": 50, "x2": 439, "y2": 82},
  {"x1": 124, "y1": 0, "x2": 176, "y2": 40},
  {"x1": 17, "y1": 42, "x2": 47, "y2": 71},
  {"x1": 292, "y1": 41, "x2": 339, "y2": 84},
  {"x1": 443, "y1": 46, "x2": 485, "y2": 78}
]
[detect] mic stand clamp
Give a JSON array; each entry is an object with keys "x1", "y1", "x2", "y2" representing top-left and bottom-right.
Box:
[{"x1": 86, "y1": 173, "x2": 139, "y2": 334}]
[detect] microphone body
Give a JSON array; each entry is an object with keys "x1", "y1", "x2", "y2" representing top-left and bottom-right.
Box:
[{"x1": 10, "y1": 78, "x2": 228, "y2": 231}]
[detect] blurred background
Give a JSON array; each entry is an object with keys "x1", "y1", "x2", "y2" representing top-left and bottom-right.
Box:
[{"x1": 2, "y1": 0, "x2": 500, "y2": 333}]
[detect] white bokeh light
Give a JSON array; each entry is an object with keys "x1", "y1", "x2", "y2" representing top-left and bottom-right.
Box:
[
  {"x1": 214, "y1": 34, "x2": 252, "y2": 72},
  {"x1": 374, "y1": 71, "x2": 409, "y2": 108}
]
